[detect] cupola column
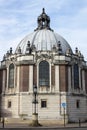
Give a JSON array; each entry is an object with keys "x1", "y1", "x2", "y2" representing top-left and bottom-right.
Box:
[
  {"x1": 2, "y1": 69, "x2": 6, "y2": 93},
  {"x1": 6, "y1": 67, "x2": 9, "y2": 92},
  {"x1": 55, "y1": 65, "x2": 59, "y2": 92},
  {"x1": 16, "y1": 66, "x2": 20, "y2": 93},
  {"x1": 82, "y1": 69, "x2": 85, "y2": 91},
  {"x1": 68, "y1": 66, "x2": 72, "y2": 92},
  {"x1": 29, "y1": 65, "x2": 33, "y2": 92},
  {"x1": 79, "y1": 67, "x2": 81, "y2": 89}
]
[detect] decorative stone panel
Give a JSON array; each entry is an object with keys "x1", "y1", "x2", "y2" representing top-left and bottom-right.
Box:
[
  {"x1": 15, "y1": 67, "x2": 17, "y2": 87},
  {"x1": 0, "y1": 70, "x2": 3, "y2": 94},
  {"x1": 33, "y1": 65, "x2": 37, "y2": 85},
  {"x1": 59, "y1": 65, "x2": 68, "y2": 92},
  {"x1": 2, "y1": 69, "x2": 7, "y2": 92},
  {"x1": 19, "y1": 65, "x2": 29, "y2": 92},
  {"x1": 85, "y1": 70, "x2": 87, "y2": 93},
  {"x1": 51, "y1": 66, "x2": 55, "y2": 85}
]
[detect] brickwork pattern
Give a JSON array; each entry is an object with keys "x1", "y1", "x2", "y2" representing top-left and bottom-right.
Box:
[
  {"x1": 59, "y1": 65, "x2": 68, "y2": 92},
  {"x1": 19, "y1": 65, "x2": 29, "y2": 92}
]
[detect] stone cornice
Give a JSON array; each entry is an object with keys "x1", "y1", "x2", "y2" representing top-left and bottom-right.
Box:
[{"x1": 15, "y1": 61, "x2": 34, "y2": 66}]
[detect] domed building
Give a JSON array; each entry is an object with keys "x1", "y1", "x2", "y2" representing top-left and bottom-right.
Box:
[{"x1": 0, "y1": 8, "x2": 87, "y2": 123}]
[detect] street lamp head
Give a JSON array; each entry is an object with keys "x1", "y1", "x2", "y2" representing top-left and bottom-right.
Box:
[{"x1": 33, "y1": 85, "x2": 37, "y2": 94}]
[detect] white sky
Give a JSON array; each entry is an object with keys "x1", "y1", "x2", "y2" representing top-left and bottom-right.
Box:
[{"x1": 0, "y1": 0, "x2": 87, "y2": 61}]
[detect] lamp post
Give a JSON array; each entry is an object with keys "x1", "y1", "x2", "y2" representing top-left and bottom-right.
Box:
[
  {"x1": 32, "y1": 85, "x2": 39, "y2": 126},
  {"x1": 64, "y1": 107, "x2": 65, "y2": 127},
  {"x1": 33, "y1": 85, "x2": 38, "y2": 114}
]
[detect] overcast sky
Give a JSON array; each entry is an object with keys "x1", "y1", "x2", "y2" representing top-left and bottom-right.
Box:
[{"x1": 0, "y1": 0, "x2": 87, "y2": 60}]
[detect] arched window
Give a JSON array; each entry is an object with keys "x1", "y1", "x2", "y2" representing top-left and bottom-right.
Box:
[
  {"x1": 39, "y1": 61, "x2": 49, "y2": 86},
  {"x1": 9, "y1": 64, "x2": 14, "y2": 88},
  {"x1": 74, "y1": 64, "x2": 79, "y2": 89}
]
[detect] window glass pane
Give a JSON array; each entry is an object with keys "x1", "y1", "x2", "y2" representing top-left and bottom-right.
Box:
[
  {"x1": 74, "y1": 64, "x2": 79, "y2": 89},
  {"x1": 8, "y1": 101, "x2": 11, "y2": 108},
  {"x1": 76, "y1": 100, "x2": 80, "y2": 108},
  {"x1": 9, "y1": 64, "x2": 14, "y2": 88},
  {"x1": 39, "y1": 61, "x2": 49, "y2": 86},
  {"x1": 41, "y1": 100, "x2": 47, "y2": 108}
]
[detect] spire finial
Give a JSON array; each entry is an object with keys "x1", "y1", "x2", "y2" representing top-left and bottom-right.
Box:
[{"x1": 42, "y1": 8, "x2": 45, "y2": 13}]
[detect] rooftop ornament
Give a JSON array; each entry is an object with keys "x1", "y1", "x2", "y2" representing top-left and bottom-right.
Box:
[
  {"x1": 35, "y1": 8, "x2": 53, "y2": 31},
  {"x1": 26, "y1": 41, "x2": 32, "y2": 54},
  {"x1": 10, "y1": 47, "x2": 12, "y2": 54},
  {"x1": 17, "y1": 47, "x2": 22, "y2": 54},
  {"x1": 57, "y1": 41, "x2": 63, "y2": 55}
]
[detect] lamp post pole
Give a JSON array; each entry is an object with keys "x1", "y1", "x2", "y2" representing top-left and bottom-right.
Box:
[
  {"x1": 61, "y1": 103, "x2": 66, "y2": 127},
  {"x1": 32, "y1": 85, "x2": 39, "y2": 126},
  {"x1": 34, "y1": 92, "x2": 37, "y2": 114},
  {"x1": 64, "y1": 107, "x2": 65, "y2": 127}
]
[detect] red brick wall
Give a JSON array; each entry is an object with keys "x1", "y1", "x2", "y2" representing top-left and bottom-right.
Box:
[
  {"x1": 51, "y1": 66, "x2": 55, "y2": 85},
  {"x1": 0, "y1": 69, "x2": 7, "y2": 93},
  {"x1": 4, "y1": 69, "x2": 7, "y2": 89},
  {"x1": 85, "y1": 70, "x2": 87, "y2": 93},
  {"x1": 59, "y1": 65, "x2": 68, "y2": 92},
  {"x1": 19, "y1": 65, "x2": 29, "y2": 92},
  {"x1": 0, "y1": 70, "x2": 3, "y2": 94},
  {"x1": 15, "y1": 67, "x2": 17, "y2": 87},
  {"x1": 33, "y1": 65, "x2": 37, "y2": 85}
]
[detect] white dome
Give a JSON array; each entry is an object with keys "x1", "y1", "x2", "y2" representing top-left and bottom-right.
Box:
[
  {"x1": 15, "y1": 29, "x2": 73, "y2": 55},
  {"x1": 15, "y1": 9, "x2": 73, "y2": 55}
]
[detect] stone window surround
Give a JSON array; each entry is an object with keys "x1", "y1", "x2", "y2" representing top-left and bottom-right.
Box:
[{"x1": 41, "y1": 99, "x2": 47, "y2": 108}]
